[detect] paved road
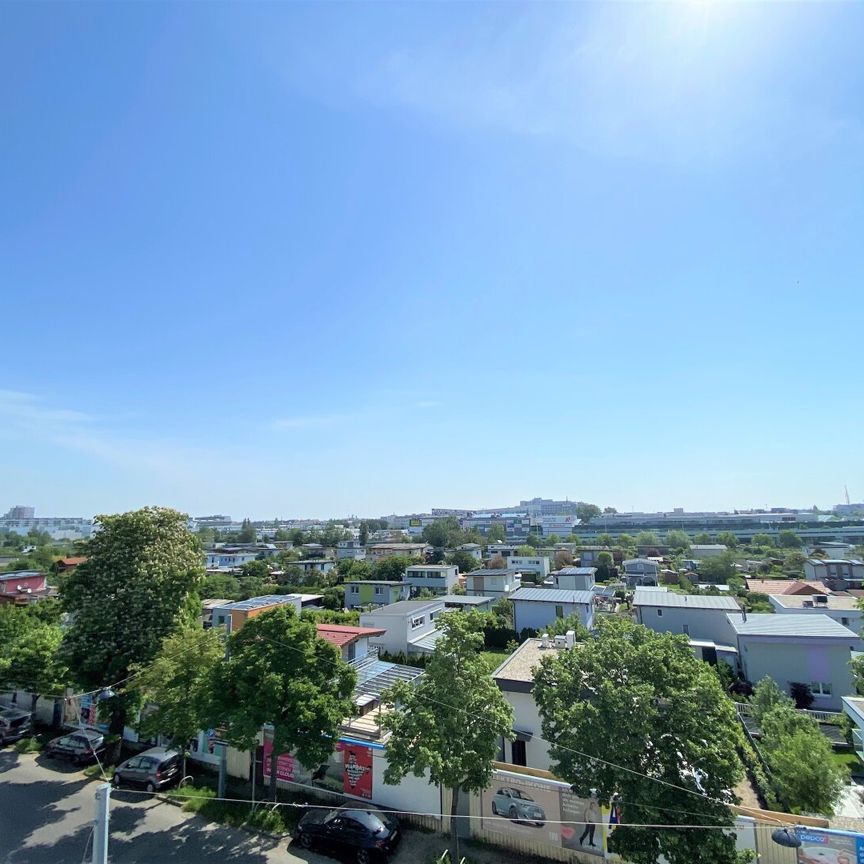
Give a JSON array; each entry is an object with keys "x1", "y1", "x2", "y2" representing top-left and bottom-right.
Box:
[{"x1": 0, "y1": 750, "x2": 443, "y2": 864}]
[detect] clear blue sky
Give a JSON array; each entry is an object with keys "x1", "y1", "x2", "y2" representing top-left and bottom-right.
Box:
[{"x1": 2, "y1": 2, "x2": 863, "y2": 520}]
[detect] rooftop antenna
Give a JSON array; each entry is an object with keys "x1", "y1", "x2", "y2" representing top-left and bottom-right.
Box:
[{"x1": 846, "y1": 485, "x2": 851, "y2": 505}]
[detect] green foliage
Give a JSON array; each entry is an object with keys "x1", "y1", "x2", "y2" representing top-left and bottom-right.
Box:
[
  {"x1": 374, "y1": 555, "x2": 420, "y2": 582},
  {"x1": 61, "y1": 507, "x2": 205, "y2": 750},
  {"x1": 664, "y1": 531, "x2": 691, "y2": 552},
  {"x1": 301, "y1": 608, "x2": 360, "y2": 625},
  {"x1": 760, "y1": 703, "x2": 846, "y2": 814},
  {"x1": 783, "y1": 551, "x2": 807, "y2": 575},
  {"x1": 486, "y1": 524, "x2": 506, "y2": 544},
  {"x1": 693, "y1": 532, "x2": 712, "y2": 544},
  {"x1": 238, "y1": 518, "x2": 257, "y2": 544},
  {"x1": 596, "y1": 533, "x2": 615, "y2": 547},
  {"x1": 634, "y1": 531, "x2": 661, "y2": 548},
  {"x1": 446, "y1": 550, "x2": 480, "y2": 573},
  {"x1": 576, "y1": 503, "x2": 602, "y2": 524},
  {"x1": 212, "y1": 606, "x2": 356, "y2": 800},
  {"x1": 546, "y1": 534, "x2": 561, "y2": 545},
  {"x1": 135, "y1": 626, "x2": 224, "y2": 747},
  {"x1": 201, "y1": 571, "x2": 240, "y2": 599},
  {"x1": 738, "y1": 738, "x2": 780, "y2": 811},
  {"x1": 851, "y1": 654, "x2": 864, "y2": 695},
  {"x1": 715, "y1": 532, "x2": 738, "y2": 549},
  {"x1": 381, "y1": 610, "x2": 514, "y2": 861},
  {"x1": 750, "y1": 677, "x2": 793, "y2": 726},
  {"x1": 751, "y1": 533, "x2": 775, "y2": 549},
  {"x1": 778, "y1": 530, "x2": 802, "y2": 549},
  {"x1": 422, "y1": 521, "x2": 449, "y2": 548},
  {"x1": 698, "y1": 552, "x2": 737, "y2": 583},
  {"x1": 544, "y1": 613, "x2": 590, "y2": 640},
  {"x1": 534, "y1": 618, "x2": 743, "y2": 864},
  {"x1": 14, "y1": 735, "x2": 43, "y2": 754},
  {"x1": 516, "y1": 545, "x2": 534, "y2": 556},
  {"x1": 359, "y1": 522, "x2": 369, "y2": 546}
]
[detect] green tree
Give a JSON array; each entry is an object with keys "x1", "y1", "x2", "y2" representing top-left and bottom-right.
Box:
[
  {"x1": 751, "y1": 533, "x2": 775, "y2": 548},
  {"x1": 516, "y1": 544, "x2": 534, "y2": 556},
  {"x1": 358, "y1": 521, "x2": 369, "y2": 546},
  {"x1": 61, "y1": 507, "x2": 204, "y2": 760},
  {"x1": 576, "y1": 503, "x2": 602, "y2": 524},
  {"x1": 239, "y1": 559, "x2": 270, "y2": 581},
  {"x1": 381, "y1": 611, "x2": 513, "y2": 862},
  {"x1": 595, "y1": 550, "x2": 614, "y2": 581},
  {"x1": 665, "y1": 531, "x2": 691, "y2": 553},
  {"x1": 750, "y1": 676, "x2": 793, "y2": 725},
  {"x1": 783, "y1": 551, "x2": 807, "y2": 575},
  {"x1": 698, "y1": 552, "x2": 737, "y2": 583},
  {"x1": 546, "y1": 533, "x2": 561, "y2": 545},
  {"x1": 135, "y1": 626, "x2": 224, "y2": 776},
  {"x1": 238, "y1": 518, "x2": 257, "y2": 544},
  {"x1": 778, "y1": 530, "x2": 802, "y2": 549},
  {"x1": 524, "y1": 533, "x2": 542, "y2": 548},
  {"x1": 618, "y1": 533, "x2": 637, "y2": 549},
  {"x1": 715, "y1": 531, "x2": 738, "y2": 549},
  {"x1": 422, "y1": 521, "x2": 449, "y2": 548},
  {"x1": 760, "y1": 703, "x2": 845, "y2": 814},
  {"x1": 374, "y1": 554, "x2": 418, "y2": 581},
  {"x1": 447, "y1": 550, "x2": 480, "y2": 573},
  {"x1": 486, "y1": 524, "x2": 506, "y2": 544},
  {"x1": 596, "y1": 533, "x2": 615, "y2": 547},
  {"x1": 201, "y1": 571, "x2": 240, "y2": 599},
  {"x1": 693, "y1": 532, "x2": 712, "y2": 544},
  {"x1": 212, "y1": 606, "x2": 356, "y2": 801},
  {"x1": 534, "y1": 619, "x2": 743, "y2": 864},
  {"x1": 603, "y1": 507, "x2": 617, "y2": 514},
  {"x1": 635, "y1": 531, "x2": 661, "y2": 548},
  {"x1": 852, "y1": 654, "x2": 864, "y2": 694}
]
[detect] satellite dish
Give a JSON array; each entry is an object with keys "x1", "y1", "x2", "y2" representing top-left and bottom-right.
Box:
[{"x1": 771, "y1": 828, "x2": 801, "y2": 848}]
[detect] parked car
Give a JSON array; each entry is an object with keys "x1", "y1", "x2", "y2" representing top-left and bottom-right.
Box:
[
  {"x1": 0, "y1": 708, "x2": 33, "y2": 745},
  {"x1": 292, "y1": 803, "x2": 401, "y2": 863},
  {"x1": 44, "y1": 729, "x2": 105, "y2": 765},
  {"x1": 112, "y1": 747, "x2": 183, "y2": 792},
  {"x1": 490, "y1": 787, "x2": 546, "y2": 825}
]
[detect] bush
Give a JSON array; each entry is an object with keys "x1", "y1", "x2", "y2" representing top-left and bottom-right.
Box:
[{"x1": 13, "y1": 736, "x2": 42, "y2": 754}]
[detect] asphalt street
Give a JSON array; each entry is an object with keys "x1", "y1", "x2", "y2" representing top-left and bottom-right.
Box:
[{"x1": 0, "y1": 750, "x2": 443, "y2": 864}]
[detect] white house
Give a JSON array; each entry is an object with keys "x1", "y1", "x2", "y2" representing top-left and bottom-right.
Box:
[
  {"x1": 456, "y1": 543, "x2": 483, "y2": 561},
  {"x1": 804, "y1": 559, "x2": 864, "y2": 589},
  {"x1": 726, "y1": 613, "x2": 861, "y2": 711},
  {"x1": 553, "y1": 567, "x2": 596, "y2": 591},
  {"x1": 767, "y1": 593, "x2": 863, "y2": 633},
  {"x1": 315, "y1": 624, "x2": 386, "y2": 663},
  {"x1": 359, "y1": 599, "x2": 445, "y2": 655},
  {"x1": 509, "y1": 587, "x2": 594, "y2": 634},
  {"x1": 633, "y1": 590, "x2": 741, "y2": 645},
  {"x1": 507, "y1": 556, "x2": 551, "y2": 580},
  {"x1": 404, "y1": 564, "x2": 459, "y2": 595},
  {"x1": 336, "y1": 540, "x2": 367, "y2": 561},
  {"x1": 622, "y1": 558, "x2": 660, "y2": 586},
  {"x1": 295, "y1": 558, "x2": 336, "y2": 574},
  {"x1": 205, "y1": 550, "x2": 260, "y2": 570},
  {"x1": 465, "y1": 568, "x2": 522, "y2": 598}
]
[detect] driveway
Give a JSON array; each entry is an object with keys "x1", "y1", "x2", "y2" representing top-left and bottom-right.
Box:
[{"x1": 0, "y1": 750, "x2": 445, "y2": 864}]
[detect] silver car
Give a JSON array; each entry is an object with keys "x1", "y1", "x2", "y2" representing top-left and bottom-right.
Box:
[
  {"x1": 0, "y1": 708, "x2": 32, "y2": 745},
  {"x1": 491, "y1": 787, "x2": 546, "y2": 826},
  {"x1": 112, "y1": 747, "x2": 183, "y2": 792}
]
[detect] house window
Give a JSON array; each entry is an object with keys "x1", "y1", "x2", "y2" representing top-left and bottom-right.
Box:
[
  {"x1": 410, "y1": 616, "x2": 425, "y2": 629},
  {"x1": 511, "y1": 740, "x2": 527, "y2": 767},
  {"x1": 682, "y1": 624, "x2": 689, "y2": 636},
  {"x1": 842, "y1": 617, "x2": 849, "y2": 626},
  {"x1": 555, "y1": 605, "x2": 564, "y2": 619},
  {"x1": 810, "y1": 682, "x2": 833, "y2": 696},
  {"x1": 374, "y1": 586, "x2": 383, "y2": 596},
  {"x1": 350, "y1": 586, "x2": 359, "y2": 594},
  {"x1": 657, "y1": 609, "x2": 663, "y2": 617}
]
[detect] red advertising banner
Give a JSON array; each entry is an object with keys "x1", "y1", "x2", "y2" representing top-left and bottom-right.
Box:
[
  {"x1": 338, "y1": 742, "x2": 373, "y2": 799},
  {"x1": 262, "y1": 740, "x2": 296, "y2": 783}
]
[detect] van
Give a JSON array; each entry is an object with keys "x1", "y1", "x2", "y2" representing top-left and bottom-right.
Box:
[
  {"x1": 112, "y1": 747, "x2": 183, "y2": 792},
  {"x1": 0, "y1": 708, "x2": 33, "y2": 744}
]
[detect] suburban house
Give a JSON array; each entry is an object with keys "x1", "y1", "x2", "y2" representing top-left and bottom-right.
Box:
[
  {"x1": 359, "y1": 599, "x2": 445, "y2": 655},
  {"x1": 440, "y1": 594, "x2": 494, "y2": 612},
  {"x1": 689, "y1": 544, "x2": 729, "y2": 559},
  {"x1": 211, "y1": 594, "x2": 323, "y2": 633},
  {"x1": 767, "y1": 592, "x2": 863, "y2": 633},
  {"x1": 294, "y1": 558, "x2": 336, "y2": 575},
  {"x1": 725, "y1": 613, "x2": 861, "y2": 711},
  {"x1": 578, "y1": 547, "x2": 610, "y2": 567},
  {"x1": 367, "y1": 543, "x2": 431, "y2": 562},
  {"x1": 0, "y1": 570, "x2": 53, "y2": 605},
  {"x1": 336, "y1": 539, "x2": 367, "y2": 561},
  {"x1": 492, "y1": 636, "x2": 578, "y2": 771},
  {"x1": 53, "y1": 556, "x2": 87, "y2": 572},
  {"x1": 404, "y1": 564, "x2": 459, "y2": 595},
  {"x1": 509, "y1": 587, "x2": 594, "y2": 634},
  {"x1": 553, "y1": 567, "x2": 596, "y2": 591},
  {"x1": 507, "y1": 556, "x2": 550, "y2": 580},
  {"x1": 745, "y1": 578, "x2": 832, "y2": 596},
  {"x1": 315, "y1": 624, "x2": 386, "y2": 663},
  {"x1": 344, "y1": 580, "x2": 410, "y2": 610},
  {"x1": 456, "y1": 543, "x2": 483, "y2": 561},
  {"x1": 633, "y1": 590, "x2": 741, "y2": 644},
  {"x1": 205, "y1": 549, "x2": 260, "y2": 570},
  {"x1": 464, "y1": 568, "x2": 522, "y2": 598},
  {"x1": 622, "y1": 558, "x2": 660, "y2": 586},
  {"x1": 804, "y1": 559, "x2": 864, "y2": 590}
]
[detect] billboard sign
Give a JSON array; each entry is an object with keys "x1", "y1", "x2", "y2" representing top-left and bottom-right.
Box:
[
  {"x1": 262, "y1": 739, "x2": 296, "y2": 783},
  {"x1": 795, "y1": 827, "x2": 864, "y2": 864},
  {"x1": 337, "y1": 742, "x2": 374, "y2": 799}
]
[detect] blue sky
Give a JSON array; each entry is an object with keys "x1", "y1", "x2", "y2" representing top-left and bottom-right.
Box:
[{"x1": 2, "y1": 2, "x2": 863, "y2": 520}]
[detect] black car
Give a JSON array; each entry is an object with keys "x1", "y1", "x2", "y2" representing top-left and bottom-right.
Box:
[
  {"x1": 0, "y1": 708, "x2": 33, "y2": 745},
  {"x1": 292, "y1": 804, "x2": 400, "y2": 863},
  {"x1": 44, "y1": 729, "x2": 106, "y2": 765}
]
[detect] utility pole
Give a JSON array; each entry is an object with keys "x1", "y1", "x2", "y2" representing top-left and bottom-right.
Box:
[{"x1": 92, "y1": 783, "x2": 111, "y2": 864}]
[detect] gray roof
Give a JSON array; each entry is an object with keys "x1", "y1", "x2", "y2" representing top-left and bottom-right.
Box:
[
  {"x1": 727, "y1": 613, "x2": 860, "y2": 639},
  {"x1": 410, "y1": 629, "x2": 444, "y2": 651},
  {"x1": 362, "y1": 599, "x2": 442, "y2": 615},
  {"x1": 351, "y1": 655, "x2": 424, "y2": 698},
  {"x1": 509, "y1": 587, "x2": 594, "y2": 605},
  {"x1": 470, "y1": 567, "x2": 522, "y2": 577},
  {"x1": 633, "y1": 591, "x2": 740, "y2": 610},
  {"x1": 557, "y1": 567, "x2": 597, "y2": 576},
  {"x1": 343, "y1": 580, "x2": 405, "y2": 586},
  {"x1": 440, "y1": 594, "x2": 492, "y2": 605}
]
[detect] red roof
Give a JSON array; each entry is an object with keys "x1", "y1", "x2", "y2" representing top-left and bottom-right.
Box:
[
  {"x1": 58, "y1": 557, "x2": 88, "y2": 567},
  {"x1": 745, "y1": 578, "x2": 832, "y2": 596},
  {"x1": 316, "y1": 623, "x2": 386, "y2": 648}
]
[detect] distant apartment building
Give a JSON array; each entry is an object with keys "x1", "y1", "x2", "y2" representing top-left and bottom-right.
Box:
[
  {"x1": 4, "y1": 506, "x2": 35, "y2": 520},
  {"x1": 0, "y1": 510, "x2": 93, "y2": 541},
  {"x1": 404, "y1": 564, "x2": 459, "y2": 595},
  {"x1": 519, "y1": 498, "x2": 582, "y2": 517},
  {"x1": 459, "y1": 513, "x2": 531, "y2": 539},
  {"x1": 804, "y1": 559, "x2": 864, "y2": 589}
]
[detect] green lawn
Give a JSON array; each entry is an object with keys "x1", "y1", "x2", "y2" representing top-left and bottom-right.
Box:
[
  {"x1": 478, "y1": 650, "x2": 513, "y2": 674},
  {"x1": 830, "y1": 750, "x2": 863, "y2": 776}
]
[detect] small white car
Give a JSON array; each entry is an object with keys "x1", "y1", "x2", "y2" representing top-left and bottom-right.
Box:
[{"x1": 490, "y1": 787, "x2": 546, "y2": 826}]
